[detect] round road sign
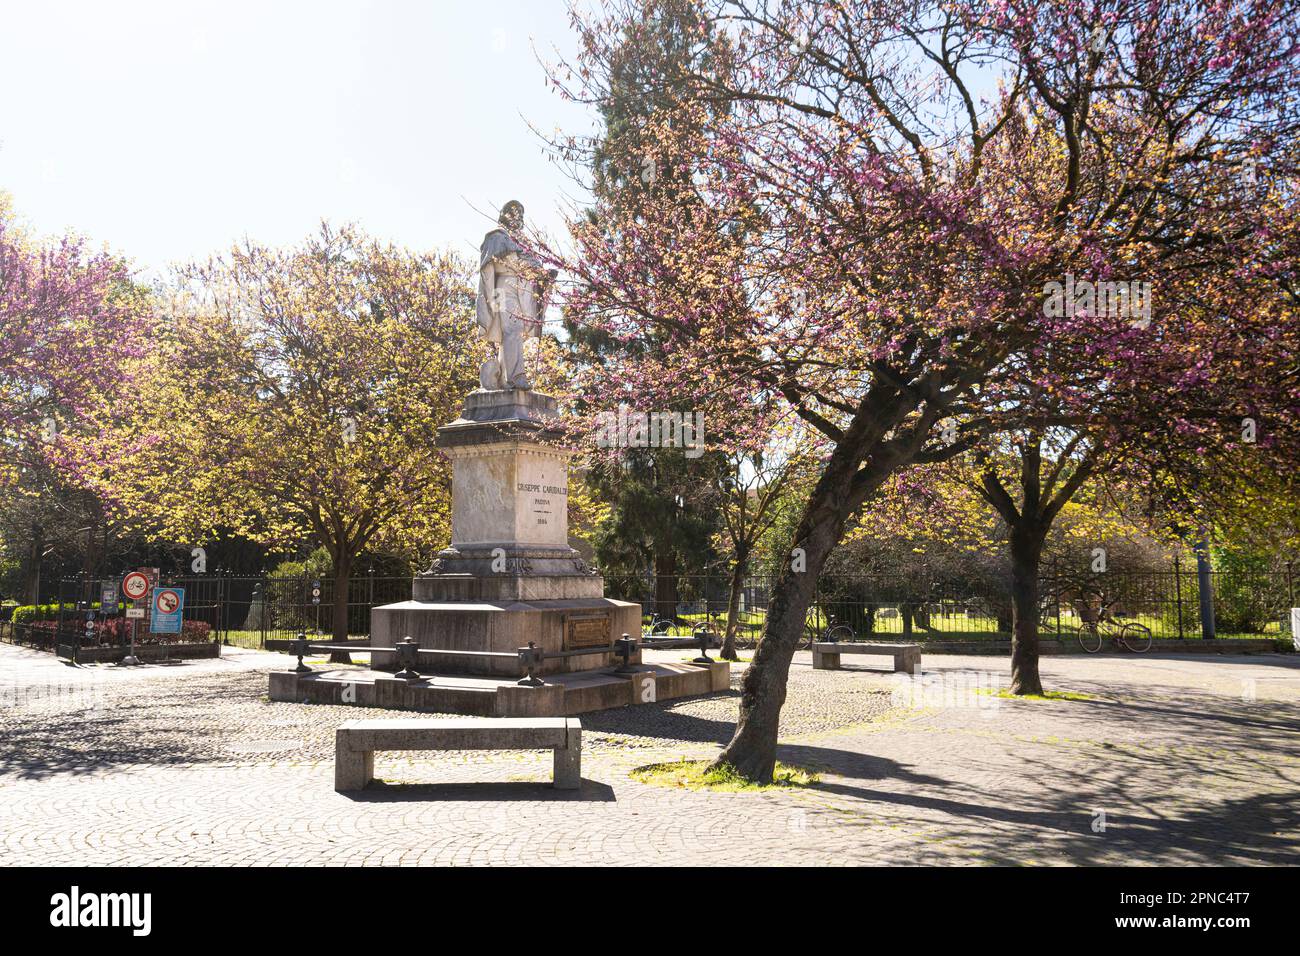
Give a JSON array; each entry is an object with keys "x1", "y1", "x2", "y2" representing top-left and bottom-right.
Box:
[
  {"x1": 154, "y1": 589, "x2": 182, "y2": 615},
  {"x1": 122, "y1": 571, "x2": 150, "y2": 601}
]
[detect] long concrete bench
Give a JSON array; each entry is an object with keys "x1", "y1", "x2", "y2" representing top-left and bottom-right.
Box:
[
  {"x1": 812, "y1": 642, "x2": 920, "y2": 674},
  {"x1": 334, "y1": 717, "x2": 582, "y2": 792}
]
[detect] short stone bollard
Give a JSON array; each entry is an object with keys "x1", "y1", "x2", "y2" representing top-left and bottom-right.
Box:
[
  {"x1": 692, "y1": 625, "x2": 713, "y2": 664},
  {"x1": 516, "y1": 641, "x2": 544, "y2": 686},
  {"x1": 292, "y1": 631, "x2": 312, "y2": 674},
  {"x1": 393, "y1": 636, "x2": 421, "y2": 681},
  {"x1": 613, "y1": 633, "x2": 638, "y2": 673}
]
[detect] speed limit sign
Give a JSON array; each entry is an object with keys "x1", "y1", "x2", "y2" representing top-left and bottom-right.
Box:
[{"x1": 122, "y1": 571, "x2": 151, "y2": 601}]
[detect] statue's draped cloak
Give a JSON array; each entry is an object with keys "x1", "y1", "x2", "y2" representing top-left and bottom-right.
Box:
[{"x1": 476, "y1": 228, "x2": 531, "y2": 342}]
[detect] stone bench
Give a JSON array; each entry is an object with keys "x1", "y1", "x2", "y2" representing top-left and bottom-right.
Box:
[
  {"x1": 334, "y1": 717, "x2": 582, "y2": 792},
  {"x1": 812, "y1": 642, "x2": 920, "y2": 674}
]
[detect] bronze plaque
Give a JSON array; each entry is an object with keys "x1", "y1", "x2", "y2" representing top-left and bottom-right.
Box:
[{"x1": 565, "y1": 614, "x2": 610, "y2": 650}]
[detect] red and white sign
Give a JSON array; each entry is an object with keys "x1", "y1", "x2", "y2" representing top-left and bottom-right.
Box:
[
  {"x1": 122, "y1": 571, "x2": 151, "y2": 601},
  {"x1": 153, "y1": 588, "x2": 182, "y2": 615}
]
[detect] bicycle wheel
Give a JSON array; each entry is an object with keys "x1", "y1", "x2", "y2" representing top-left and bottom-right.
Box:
[
  {"x1": 798, "y1": 616, "x2": 821, "y2": 649},
  {"x1": 1120, "y1": 622, "x2": 1152, "y2": 653},
  {"x1": 1076, "y1": 625, "x2": 1103, "y2": 653},
  {"x1": 650, "y1": 617, "x2": 672, "y2": 636},
  {"x1": 824, "y1": 624, "x2": 854, "y2": 644}
]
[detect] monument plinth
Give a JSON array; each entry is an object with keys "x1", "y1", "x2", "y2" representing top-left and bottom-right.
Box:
[
  {"x1": 371, "y1": 386, "x2": 640, "y2": 677},
  {"x1": 418, "y1": 389, "x2": 602, "y2": 600},
  {"x1": 273, "y1": 201, "x2": 728, "y2": 717}
]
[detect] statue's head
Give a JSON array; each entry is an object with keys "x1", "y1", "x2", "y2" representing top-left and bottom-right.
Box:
[{"x1": 498, "y1": 200, "x2": 525, "y2": 231}]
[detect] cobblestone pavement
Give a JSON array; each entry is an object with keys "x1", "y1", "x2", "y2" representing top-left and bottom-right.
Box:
[{"x1": 1, "y1": 641, "x2": 1297, "y2": 865}]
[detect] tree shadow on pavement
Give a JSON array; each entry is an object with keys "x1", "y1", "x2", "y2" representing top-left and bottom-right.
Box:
[
  {"x1": 579, "y1": 695, "x2": 740, "y2": 745},
  {"x1": 779, "y1": 682, "x2": 1300, "y2": 865}
]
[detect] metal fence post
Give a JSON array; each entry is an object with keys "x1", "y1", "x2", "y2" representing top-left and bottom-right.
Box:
[
  {"x1": 1174, "y1": 555, "x2": 1185, "y2": 640},
  {"x1": 1195, "y1": 535, "x2": 1216, "y2": 640},
  {"x1": 56, "y1": 577, "x2": 64, "y2": 633},
  {"x1": 258, "y1": 579, "x2": 267, "y2": 648},
  {"x1": 367, "y1": 568, "x2": 375, "y2": 637}
]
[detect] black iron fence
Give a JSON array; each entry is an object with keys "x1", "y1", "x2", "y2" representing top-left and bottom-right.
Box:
[
  {"x1": 611, "y1": 565, "x2": 1298, "y2": 643},
  {"x1": 5, "y1": 562, "x2": 1295, "y2": 653},
  {"x1": 21, "y1": 571, "x2": 414, "y2": 646},
  {"x1": 240, "y1": 574, "x2": 410, "y2": 643}
]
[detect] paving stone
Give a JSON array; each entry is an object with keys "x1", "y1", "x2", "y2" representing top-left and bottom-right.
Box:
[{"x1": 1, "y1": 641, "x2": 1296, "y2": 865}]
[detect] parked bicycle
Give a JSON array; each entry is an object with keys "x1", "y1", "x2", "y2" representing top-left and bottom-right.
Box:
[
  {"x1": 643, "y1": 615, "x2": 674, "y2": 637},
  {"x1": 1072, "y1": 595, "x2": 1152, "y2": 653},
  {"x1": 800, "y1": 609, "x2": 854, "y2": 650}
]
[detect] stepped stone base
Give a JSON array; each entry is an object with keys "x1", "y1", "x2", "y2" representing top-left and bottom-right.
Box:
[
  {"x1": 370, "y1": 596, "x2": 642, "y2": 677},
  {"x1": 269, "y1": 659, "x2": 731, "y2": 717}
]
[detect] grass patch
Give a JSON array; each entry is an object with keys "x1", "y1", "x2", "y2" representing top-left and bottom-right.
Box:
[
  {"x1": 976, "y1": 688, "x2": 1097, "y2": 702},
  {"x1": 630, "y1": 759, "x2": 819, "y2": 792}
]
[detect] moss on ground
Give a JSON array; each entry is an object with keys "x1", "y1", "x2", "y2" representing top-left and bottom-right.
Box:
[
  {"x1": 630, "y1": 759, "x2": 819, "y2": 791},
  {"x1": 976, "y1": 688, "x2": 1097, "y2": 702}
]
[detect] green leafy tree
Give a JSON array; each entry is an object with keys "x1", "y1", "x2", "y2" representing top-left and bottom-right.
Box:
[{"x1": 123, "y1": 224, "x2": 478, "y2": 657}]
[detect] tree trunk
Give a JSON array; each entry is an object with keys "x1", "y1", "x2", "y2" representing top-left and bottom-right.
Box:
[
  {"x1": 1009, "y1": 527, "x2": 1045, "y2": 696},
  {"x1": 329, "y1": 553, "x2": 353, "y2": 664},
  {"x1": 23, "y1": 521, "x2": 43, "y2": 605},
  {"x1": 83, "y1": 505, "x2": 102, "y2": 582},
  {"x1": 720, "y1": 546, "x2": 750, "y2": 660},
  {"x1": 711, "y1": 563, "x2": 816, "y2": 782},
  {"x1": 914, "y1": 603, "x2": 932, "y2": 631},
  {"x1": 653, "y1": 550, "x2": 678, "y2": 622},
  {"x1": 711, "y1": 463, "x2": 854, "y2": 782}
]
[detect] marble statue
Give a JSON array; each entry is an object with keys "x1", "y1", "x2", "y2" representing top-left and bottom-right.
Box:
[{"x1": 475, "y1": 200, "x2": 555, "y2": 391}]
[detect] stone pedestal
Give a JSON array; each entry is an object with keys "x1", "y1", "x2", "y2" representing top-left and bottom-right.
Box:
[{"x1": 371, "y1": 388, "x2": 641, "y2": 677}]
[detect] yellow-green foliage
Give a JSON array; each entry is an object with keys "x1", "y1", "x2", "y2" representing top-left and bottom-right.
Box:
[{"x1": 118, "y1": 225, "x2": 478, "y2": 567}]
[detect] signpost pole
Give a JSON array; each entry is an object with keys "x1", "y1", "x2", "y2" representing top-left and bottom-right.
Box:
[
  {"x1": 120, "y1": 569, "x2": 153, "y2": 665},
  {"x1": 124, "y1": 618, "x2": 139, "y2": 666}
]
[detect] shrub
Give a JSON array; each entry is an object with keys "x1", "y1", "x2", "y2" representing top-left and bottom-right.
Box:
[
  {"x1": 26, "y1": 618, "x2": 211, "y2": 646},
  {"x1": 267, "y1": 548, "x2": 333, "y2": 580},
  {"x1": 11, "y1": 603, "x2": 77, "y2": 625},
  {"x1": 1213, "y1": 548, "x2": 1283, "y2": 635}
]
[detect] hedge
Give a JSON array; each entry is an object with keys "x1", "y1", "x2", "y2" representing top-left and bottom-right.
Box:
[
  {"x1": 11, "y1": 603, "x2": 79, "y2": 625},
  {"x1": 24, "y1": 618, "x2": 212, "y2": 646}
]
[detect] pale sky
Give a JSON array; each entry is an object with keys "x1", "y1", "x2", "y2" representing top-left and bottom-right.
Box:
[{"x1": 0, "y1": 0, "x2": 593, "y2": 279}]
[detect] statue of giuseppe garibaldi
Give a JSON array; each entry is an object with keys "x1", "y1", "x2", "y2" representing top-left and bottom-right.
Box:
[{"x1": 475, "y1": 200, "x2": 556, "y2": 391}]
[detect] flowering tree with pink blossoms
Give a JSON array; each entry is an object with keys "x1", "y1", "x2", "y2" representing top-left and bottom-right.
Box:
[
  {"x1": 549, "y1": 0, "x2": 1300, "y2": 780},
  {"x1": 0, "y1": 215, "x2": 151, "y2": 595},
  {"x1": 0, "y1": 219, "x2": 148, "y2": 478}
]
